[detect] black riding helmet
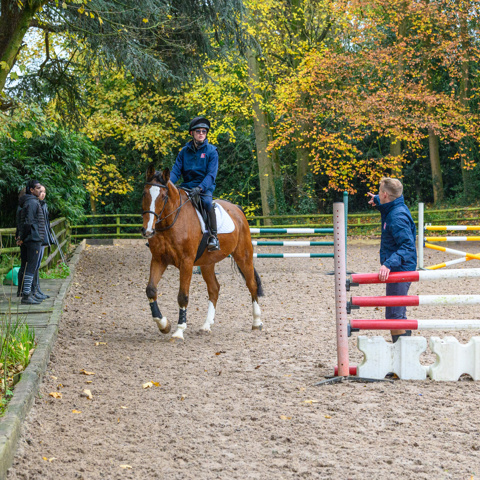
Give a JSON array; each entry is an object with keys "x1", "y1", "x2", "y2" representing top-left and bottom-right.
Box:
[{"x1": 189, "y1": 116, "x2": 211, "y2": 133}]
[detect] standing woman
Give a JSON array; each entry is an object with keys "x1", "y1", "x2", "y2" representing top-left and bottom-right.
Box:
[
  {"x1": 170, "y1": 117, "x2": 220, "y2": 251},
  {"x1": 17, "y1": 180, "x2": 46, "y2": 305},
  {"x1": 32, "y1": 185, "x2": 54, "y2": 299}
]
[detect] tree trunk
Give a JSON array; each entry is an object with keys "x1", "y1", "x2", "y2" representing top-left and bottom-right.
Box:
[
  {"x1": 0, "y1": 1, "x2": 42, "y2": 95},
  {"x1": 389, "y1": 137, "x2": 402, "y2": 175},
  {"x1": 428, "y1": 128, "x2": 443, "y2": 203},
  {"x1": 247, "y1": 50, "x2": 277, "y2": 221},
  {"x1": 296, "y1": 146, "x2": 310, "y2": 187},
  {"x1": 459, "y1": 5, "x2": 472, "y2": 198}
]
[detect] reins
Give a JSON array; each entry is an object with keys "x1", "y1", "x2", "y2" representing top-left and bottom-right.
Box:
[{"x1": 142, "y1": 182, "x2": 194, "y2": 232}]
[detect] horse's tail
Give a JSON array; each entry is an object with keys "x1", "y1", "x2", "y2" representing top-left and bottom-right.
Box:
[{"x1": 232, "y1": 260, "x2": 264, "y2": 297}]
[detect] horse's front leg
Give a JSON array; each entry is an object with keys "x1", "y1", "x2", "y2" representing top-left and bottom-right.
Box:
[
  {"x1": 146, "y1": 259, "x2": 171, "y2": 334},
  {"x1": 171, "y1": 262, "x2": 194, "y2": 341}
]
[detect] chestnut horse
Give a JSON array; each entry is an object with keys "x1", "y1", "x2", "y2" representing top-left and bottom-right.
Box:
[{"x1": 141, "y1": 165, "x2": 264, "y2": 340}]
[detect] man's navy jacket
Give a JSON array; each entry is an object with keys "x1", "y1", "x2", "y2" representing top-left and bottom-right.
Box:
[
  {"x1": 170, "y1": 139, "x2": 218, "y2": 194},
  {"x1": 373, "y1": 195, "x2": 417, "y2": 272}
]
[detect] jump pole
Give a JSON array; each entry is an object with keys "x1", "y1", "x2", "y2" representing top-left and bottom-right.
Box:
[
  {"x1": 418, "y1": 202, "x2": 424, "y2": 269},
  {"x1": 333, "y1": 202, "x2": 349, "y2": 377},
  {"x1": 350, "y1": 319, "x2": 480, "y2": 331},
  {"x1": 350, "y1": 294, "x2": 480, "y2": 307},
  {"x1": 347, "y1": 267, "x2": 480, "y2": 288}
]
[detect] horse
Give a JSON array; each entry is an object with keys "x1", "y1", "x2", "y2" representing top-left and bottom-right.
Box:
[{"x1": 141, "y1": 165, "x2": 264, "y2": 340}]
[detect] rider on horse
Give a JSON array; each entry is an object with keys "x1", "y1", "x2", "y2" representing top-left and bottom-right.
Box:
[{"x1": 170, "y1": 116, "x2": 220, "y2": 251}]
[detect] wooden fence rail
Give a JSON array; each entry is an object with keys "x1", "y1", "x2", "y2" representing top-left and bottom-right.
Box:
[{"x1": 0, "y1": 217, "x2": 70, "y2": 275}]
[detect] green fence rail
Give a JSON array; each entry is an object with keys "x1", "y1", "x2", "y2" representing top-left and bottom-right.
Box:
[
  {"x1": 0, "y1": 217, "x2": 70, "y2": 275},
  {"x1": 68, "y1": 205, "x2": 480, "y2": 240}
]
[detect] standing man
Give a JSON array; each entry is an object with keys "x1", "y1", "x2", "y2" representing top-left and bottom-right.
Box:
[
  {"x1": 367, "y1": 177, "x2": 417, "y2": 342},
  {"x1": 170, "y1": 117, "x2": 220, "y2": 251},
  {"x1": 17, "y1": 179, "x2": 46, "y2": 304}
]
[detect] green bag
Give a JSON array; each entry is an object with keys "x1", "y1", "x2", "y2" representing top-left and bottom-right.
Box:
[{"x1": 3, "y1": 267, "x2": 20, "y2": 286}]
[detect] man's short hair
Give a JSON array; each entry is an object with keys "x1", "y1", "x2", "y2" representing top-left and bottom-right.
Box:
[{"x1": 380, "y1": 177, "x2": 403, "y2": 199}]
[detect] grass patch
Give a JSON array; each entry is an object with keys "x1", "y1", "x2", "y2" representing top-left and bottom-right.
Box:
[
  {"x1": 0, "y1": 306, "x2": 36, "y2": 416},
  {"x1": 40, "y1": 262, "x2": 70, "y2": 279}
]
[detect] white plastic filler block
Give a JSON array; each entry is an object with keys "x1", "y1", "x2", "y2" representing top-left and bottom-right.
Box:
[
  {"x1": 357, "y1": 336, "x2": 428, "y2": 380},
  {"x1": 428, "y1": 336, "x2": 480, "y2": 381}
]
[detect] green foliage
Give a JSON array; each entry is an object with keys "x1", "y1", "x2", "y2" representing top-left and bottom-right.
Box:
[
  {"x1": 0, "y1": 309, "x2": 35, "y2": 416},
  {"x1": 0, "y1": 109, "x2": 100, "y2": 227},
  {"x1": 40, "y1": 263, "x2": 70, "y2": 279}
]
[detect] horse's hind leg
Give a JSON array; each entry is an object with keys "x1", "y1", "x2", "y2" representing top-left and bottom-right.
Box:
[
  {"x1": 233, "y1": 255, "x2": 263, "y2": 330},
  {"x1": 199, "y1": 264, "x2": 220, "y2": 332},
  {"x1": 146, "y1": 259, "x2": 171, "y2": 334}
]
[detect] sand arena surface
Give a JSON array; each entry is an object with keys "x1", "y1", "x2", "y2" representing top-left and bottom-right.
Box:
[{"x1": 7, "y1": 240, "x2": 480, "y2": 479}]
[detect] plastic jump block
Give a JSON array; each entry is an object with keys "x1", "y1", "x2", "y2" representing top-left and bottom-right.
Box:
[
  {"x1": 428, "y1": 336, "x2": 480, "y2": 381},
  {"x1": 357, "y1": 336, "x2": 428, "y2": 380}
]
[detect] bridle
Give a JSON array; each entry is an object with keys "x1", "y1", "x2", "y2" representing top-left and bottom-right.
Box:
[{"x1": 142, "y1": 182, "x2": 190, "y2": 232}]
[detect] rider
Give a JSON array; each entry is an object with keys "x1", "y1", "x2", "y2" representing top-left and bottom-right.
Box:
[{"x1": 170, "y1": 116, "x2": 220, "y2": 251}]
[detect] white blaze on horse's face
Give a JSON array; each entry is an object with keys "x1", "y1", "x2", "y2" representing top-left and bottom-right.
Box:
[{"x1": 145, "y1": 185, "x2": 160, "y2": 237}]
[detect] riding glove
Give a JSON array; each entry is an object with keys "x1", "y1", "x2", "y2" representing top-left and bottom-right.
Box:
[{"x1": 190, "y1": 187, "x2": 202, "y2": 197}]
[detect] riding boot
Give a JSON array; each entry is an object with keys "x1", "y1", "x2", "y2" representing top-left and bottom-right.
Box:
[{"x1": 207, "y1": 207, "x2": 220, "y2": 251}]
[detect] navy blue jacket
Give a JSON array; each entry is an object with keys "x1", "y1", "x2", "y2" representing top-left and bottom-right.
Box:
[
  {"x1": 374, "y1": 195, "x2": 417, "y2": 272},
  {"x1": 170, "y1": 139, "x2": 218, "y2": 194}
]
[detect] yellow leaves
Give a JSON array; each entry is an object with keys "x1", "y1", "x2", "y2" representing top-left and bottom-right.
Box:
[
  {"x1": 72, "y1": 410, "x2": 82, "y2": 414},
  {"x1": 120, "y1": 465, "x2": 132, "y2": 469},
  {"x1": 79, "y1": 369, "x2": 95, "y2": 375},
  {"x1": 142, "y1": 381, "x2": 160, "y2": 389},
  {"x1": 49, "y1": 392, "x2": 62, "y2": 399},
  {"x1": 280, "y1": 415, "x2": 292, "y2": 420},
  {"x1": 94, "y1": 342, "x2": 107, "y2": 346},
  {"x1": 303, "y1": 399, "x2": 319, "y2": 405},
  {"x1": 23, "y1": 131, "x2": 32, "y2": 139},
  {"x1": 43, "y1": 457, "x2": 56, "y2": 462},
  {"x1": 81, "y1": 389, "x2": 93, "y2": 400},
  {"x1": 143, "y1": 18, "x2": 149, "y2": 23}
]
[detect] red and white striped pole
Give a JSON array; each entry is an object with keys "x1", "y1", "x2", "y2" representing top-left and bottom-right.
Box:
[
  {"x1": 350, "y1": 294, "x2": 480, "y2": 307},
  {"x1": 349, "y1": 268, "x2": 480, "y2": 286},
  {"x1": 350, "y1": 319, "x2": 480, "y2": 330},
  {"x1": 334, "y1": 202, "x2": 349, "y2": 377}
]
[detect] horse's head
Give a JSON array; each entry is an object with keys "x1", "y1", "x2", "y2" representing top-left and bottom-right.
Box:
[{"x1": 141, "y1": 165, "x2": 171, "y2": 238}]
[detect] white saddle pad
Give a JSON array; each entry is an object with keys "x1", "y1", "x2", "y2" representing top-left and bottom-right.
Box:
[{"x1": 195, "y1": 203, "x2": 235, "y2": 234}]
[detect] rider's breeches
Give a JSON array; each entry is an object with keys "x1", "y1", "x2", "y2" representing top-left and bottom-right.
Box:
[{"x1": 200, "y1": 194, "x2": 214, "y2": 211}]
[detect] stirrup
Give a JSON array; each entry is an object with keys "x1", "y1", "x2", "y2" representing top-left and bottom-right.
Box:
[{"x1": 207, "y1": 236, "x2": 220, "y2": 251}]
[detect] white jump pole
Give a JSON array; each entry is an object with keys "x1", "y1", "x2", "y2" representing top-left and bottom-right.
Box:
[
  {"x1": 333, "y1": 202, "x2": 349, "y2": 377},
  {"x1": 418, "y1": 202, "x2": 424, "y2": 269}
]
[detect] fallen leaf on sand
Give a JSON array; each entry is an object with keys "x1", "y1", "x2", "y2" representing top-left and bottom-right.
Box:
[
  {"x1": 82, "y1": 389, "x2": 93, "y2": 400},
  {"x1": 280, "y1": 415, "x2": 292, "y2": 420},
  {"x1": 143, "y1": 381, "x2": 160, "y2": 388},
  {"x1": 80, "y1": 369, "x2": 95, "y2": 376},
  {"x1": 303, "y1": 399, "x2": 320, "y2": 404},
  {"x1": 120, "y1": 465, "x2": 132, "y2": 469},
  {"x1": 95, "y1": 342, "x2": 107, "y2": 346},
  {"x1": 72, "y1": 410, "x2": 82, "y2": 414},
  {"x1": 325, "y1": 415, "x2": 332, "y2": 419},
  {"x1": 49, "y1": 392, "x2": 62, "y2": 399}
]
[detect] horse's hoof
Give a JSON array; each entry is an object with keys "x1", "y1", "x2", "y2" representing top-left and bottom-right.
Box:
[
  {"x1": 171, "y1": 328, "x2": 185, "y2": 341},
  {"x1": 200, "y1": 326, "x2": 212, "y2": 333},
  {"x1": 154, "y1": 317, "x2": 171, "y2": 334},
  {"x1": 252, "y1": 323, "x2": 263, "y2": 331}
]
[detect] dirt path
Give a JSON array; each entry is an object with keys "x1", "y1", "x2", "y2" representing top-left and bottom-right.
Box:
[{"x1": 7, "y1": 240, "x2": 480, "y2": 479}]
